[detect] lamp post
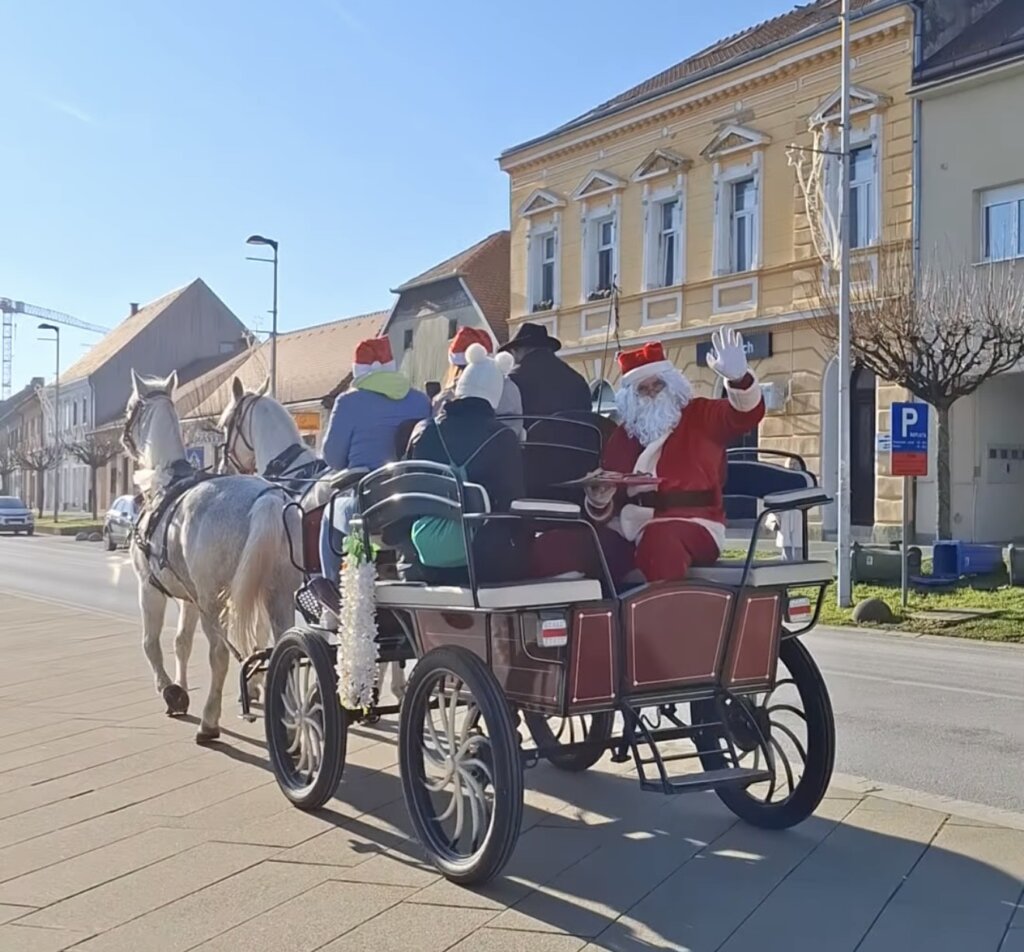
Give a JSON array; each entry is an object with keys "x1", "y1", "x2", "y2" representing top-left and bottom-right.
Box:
[
  {"x1": 836, "y1": 0, "x2": 853, "y2": 607},
  {"x1": 38, "y1": 322, "x2": 60, "y2": 522},
  {"x1": 246, "y1": 234, "x2": 279, "y2": 398}
]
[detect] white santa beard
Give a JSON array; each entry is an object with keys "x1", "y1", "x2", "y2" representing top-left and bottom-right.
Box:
[{"x1": 617, "y1": 381, "x2": 689, "y2": 447}]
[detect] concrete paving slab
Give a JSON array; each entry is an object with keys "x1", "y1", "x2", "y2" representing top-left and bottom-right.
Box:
[
  {"x1": 189, "y1": 880, "x2": 411, "y2": 952},
  {"x1": 67, "y1": 860, "x2": 334, "y2": 952},
  {"x1": 452, "y1": 929, "x2": 587, "y2": 952},
  {"x1": 715, "y1": 797, "x2": 948, "y2": 952},
  {"x1": 0, "y1": 903, "x2": 35, "y2": 925},
  {"x1": 19, "y1": 841, "x2": 273, "y2": 932},
  {"x1": 589, "y1": 797, "x2": 856, "y2": 952},
  {"x1": 316, "y1": 898, "x2": 494, "y2": 952},
  {"x1": 0, "y1": 826, "x2": 208, "y2": 907},
  {"x1": 856, "y1": 825, "x2": 1024, "y2": 952},
  {"x1": 0, "y1": 923, "x2": 92, "y2": 952}
]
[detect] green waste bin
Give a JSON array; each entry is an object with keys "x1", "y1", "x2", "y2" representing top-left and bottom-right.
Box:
[{"x1": 840, "y1": 543, "x2": 922, "y2": 584}]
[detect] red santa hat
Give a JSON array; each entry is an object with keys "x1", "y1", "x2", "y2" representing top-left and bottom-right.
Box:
[
  {"x1": 449, "y1": 327, "x2": 494, "y2": 366},
  {"x1": 352, "y1": 337, "x2": 395, "y2": 380},
  {"x1": 617, "y1": 341, "x2": 676, "y2": 387}
]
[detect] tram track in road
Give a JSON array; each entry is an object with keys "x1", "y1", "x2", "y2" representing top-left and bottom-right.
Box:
[{"x1": 2, "y1": 533, "x2": 1022, "y2": 813}]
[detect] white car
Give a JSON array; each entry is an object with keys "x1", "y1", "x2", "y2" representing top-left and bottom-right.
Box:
[{"x1": 0, "y1": 496, "x2": 34, "y2": 535}]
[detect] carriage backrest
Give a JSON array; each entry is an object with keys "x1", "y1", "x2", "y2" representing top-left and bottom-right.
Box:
[
  {"x1": 516, "y1": 413, "x2": 605, "y2": 502},
  {"x1": 353, "y1": 461, "x2": 489, "y2": 542},
  {"x1": 723, "y1": 452, "x2": 817, "y2": 530}
]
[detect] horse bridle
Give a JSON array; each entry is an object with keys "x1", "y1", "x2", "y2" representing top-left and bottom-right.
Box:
[
  {"x1": 122, "y1": 389, "x2": 173, "y2": 462},
  {"x1": 220, "y1": 394, "x2": 260, "y2": 474}
]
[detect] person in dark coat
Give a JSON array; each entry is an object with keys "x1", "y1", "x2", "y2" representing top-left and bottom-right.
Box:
[
  {"x1": 404, "y1": 343, "x2": 526, "y2": 584},
  {"x1": 501, "y1": 322, "x2": 591, "y2": 417},
  {"x1": 501, "y1": 323, "x2": 599, "y2": 499}
]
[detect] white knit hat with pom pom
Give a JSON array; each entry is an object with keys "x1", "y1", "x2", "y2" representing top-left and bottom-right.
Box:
[{"x1": 455, "y1": 343, "x2": 514, "y2": 409}]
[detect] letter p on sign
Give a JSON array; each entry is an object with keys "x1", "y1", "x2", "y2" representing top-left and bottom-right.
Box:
[{"x1": 900, "y1": 407, "x2": 918, "y2": 439}]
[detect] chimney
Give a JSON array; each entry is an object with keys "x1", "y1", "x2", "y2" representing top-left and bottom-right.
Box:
[
  {"x1": 130, "y1": 302, "x2": 140, "y2": 316},
  {"x1": 30, "y1": 376, "x2": 44, "y2": 388}
]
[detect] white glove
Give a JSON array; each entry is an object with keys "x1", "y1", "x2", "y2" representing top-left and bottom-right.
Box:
[{"x1": 705, "y1": 327, "x2": 749, "y2": 383}]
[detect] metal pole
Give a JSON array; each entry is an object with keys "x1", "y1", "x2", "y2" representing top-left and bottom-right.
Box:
[
  {"x1": 270, "y1": 246, "x2": 278, "y2": 399},
  {"x1": 901, "y1": 475, "x2": 910, "y2": 609},
  {"x1": 53, "y1": 329, "x2": 60, "y2": 523},
  {"x1": 836, "y1": 0, "x2": 853, "y2": 608}
]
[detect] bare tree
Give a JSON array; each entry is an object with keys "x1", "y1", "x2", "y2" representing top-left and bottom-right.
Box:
[
  {"x1": 812, "y1": 242, "x2": 1024, "y2": 539},
  {"x1": 13, "y1": 442, "x2": 63, "y2": 516},
  {"x1": 0, "y1": 443, "x2": 14, "y2": 495},
  {"x1": 68, "y1": 434, "x2": 123, "y2": 519}
]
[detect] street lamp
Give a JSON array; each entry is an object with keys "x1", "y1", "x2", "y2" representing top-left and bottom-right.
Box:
[
  {"x1": 38, "y1": 322, "x2": 60, "y2": 523},
  {"x1": 246, "y1": 234, "x2": 279, "y2": 398}
]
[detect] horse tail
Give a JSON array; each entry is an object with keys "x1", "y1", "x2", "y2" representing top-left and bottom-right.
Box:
[{"x1": 227, "y1": 491, "x2": 287, "y2": 657}]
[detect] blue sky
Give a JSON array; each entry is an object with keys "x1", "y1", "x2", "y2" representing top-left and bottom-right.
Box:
[{"x1": 1, "y1": 0, "x2": 799, "y2": 390}]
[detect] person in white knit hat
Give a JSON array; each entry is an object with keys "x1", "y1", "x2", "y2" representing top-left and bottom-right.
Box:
[{"x1": 404, "y1": 343, "x2": 526, "y2": 582}]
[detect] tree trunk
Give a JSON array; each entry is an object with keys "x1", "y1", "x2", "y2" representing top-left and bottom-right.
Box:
[
  {"x1": 35, "y1": 471, "x2": 44, "y2": 517},
  {"x1": 90, "y1": 467, "x2": 98, "y2": 520},
  {"x1": 935, "y1": 403, "x2": 952, "y2": 540}
]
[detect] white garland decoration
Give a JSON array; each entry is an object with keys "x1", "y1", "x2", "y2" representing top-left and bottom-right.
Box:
[{"x1": 335, "y1": 543, "x2": 379, "y2": 711}]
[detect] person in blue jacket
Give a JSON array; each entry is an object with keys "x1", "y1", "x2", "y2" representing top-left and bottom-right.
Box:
[{"x1": 319, "y1": 336, "x2": 430, "y2": 621}]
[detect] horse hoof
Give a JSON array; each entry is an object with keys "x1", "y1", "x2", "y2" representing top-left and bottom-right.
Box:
[
  {"x1": 195, "y1": 727, "x2": 221, "y2": 745},
  {"x1": 162, "y1": 684, "x2": 190, "y2": 717}
]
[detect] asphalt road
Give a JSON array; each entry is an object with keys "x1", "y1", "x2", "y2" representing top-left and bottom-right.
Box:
[{"x1": 2, "y1": 533, "x2": 1022, "y2": 812}]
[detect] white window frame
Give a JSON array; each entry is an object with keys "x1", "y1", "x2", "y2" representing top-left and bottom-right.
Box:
[
  {"x1": 526, "y1": 218, "x2": 560, "y2": 313},
  {"x1": 642, "y1": 176, "x2": 686, "y2": 291},
  {"x1": 580, "y1": 198, "x2": 620, "y2": 303},
  {"x1": 822, "y1": 116, "x2": 882, "y2": 251},
  {"x1": 979, "y1": 182, "x2": 1024, "y2": 263},
  {"x1": 713, "y1": 156, "x2": 762, "y2": 276}
]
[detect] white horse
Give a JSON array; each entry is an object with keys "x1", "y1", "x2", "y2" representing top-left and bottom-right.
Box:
[
  {"x1": 217, "y1": 377, "x2": 407, "y2": 703},
  {"x1": 123, "y1": 370, "x2": 301, "y2": 743}
]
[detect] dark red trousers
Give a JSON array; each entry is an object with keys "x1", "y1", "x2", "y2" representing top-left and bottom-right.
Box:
[{"x1": 533, "y1": 519, "x2": 720, "y2": 584}]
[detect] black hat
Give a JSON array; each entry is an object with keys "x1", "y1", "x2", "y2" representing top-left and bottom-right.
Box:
[{"x1": 499, "y1": 322, "x2": 562, "y2": 354}]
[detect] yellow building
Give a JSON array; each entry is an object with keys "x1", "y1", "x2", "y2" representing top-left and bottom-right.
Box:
[{"x1": 500, "y1": 0, "x2": 917, "y2": 537}]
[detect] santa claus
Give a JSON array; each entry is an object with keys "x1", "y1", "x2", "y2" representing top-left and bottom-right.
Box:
[{"x1": 581, "y1": 327, "x2": 764, "y2": 582}]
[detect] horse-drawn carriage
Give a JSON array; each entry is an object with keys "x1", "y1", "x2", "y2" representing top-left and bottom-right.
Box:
[{"x1": 240, "y1": 417, "x2": 836, "y2": 886}]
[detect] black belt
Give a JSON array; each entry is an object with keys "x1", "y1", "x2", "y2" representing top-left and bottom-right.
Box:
[{"x1": 632, "y1": 489, "x2": 716, "y2": 511}]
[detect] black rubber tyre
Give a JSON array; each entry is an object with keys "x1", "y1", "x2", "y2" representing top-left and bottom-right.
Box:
[
  {"x1": 104, "y1": 529, "x2": 116, "y2": 551},
  {"x1": 400, "y1": 646, "x2": 524, "y2": 886},
  {"x1": 264, "y1": 627, "x2": 347, "y2": 811},
  {"x1": 523, "y1": 711, "x2": 615, "y2": 772},
  {"x1": 26, "y1": 527, "x2": 33, "y2": 536},
  {"x1": 693, "y1": 637, "x2": 835, "y2": 829}
]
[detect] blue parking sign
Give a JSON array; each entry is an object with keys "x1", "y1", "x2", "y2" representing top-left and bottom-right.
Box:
[
  {"x1": 185, "y1": 446, "x2": 205, "y2": 470},
  {"x1": 890, "y1": 402, "x2": 928, "y2": 477}
]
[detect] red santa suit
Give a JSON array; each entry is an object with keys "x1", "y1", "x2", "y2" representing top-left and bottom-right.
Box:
[{"x1": 586, "y1": 342, "x2": 765, "y2": 582}]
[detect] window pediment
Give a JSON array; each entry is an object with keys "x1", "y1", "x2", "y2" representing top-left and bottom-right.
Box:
[
  {"x1": 810, "y1": 86, "x2": 890, "y2": 127},
  {"x1": 571, "y1": 169, "x2": 626, "y2": 202},
  {"x1": 518, "y1": 188, "x2": 566, "y2": 218},
  {"x1": 631, "y1": 148, "x2": 692, "y2": 182},
  {"x1": 700, "y1": 124, "x2": 770, "y2": 161}
]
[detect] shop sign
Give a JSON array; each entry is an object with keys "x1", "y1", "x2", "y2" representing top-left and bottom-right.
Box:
[{"x1": 696, "y1": 331, "x2": 772, "y2": 364}]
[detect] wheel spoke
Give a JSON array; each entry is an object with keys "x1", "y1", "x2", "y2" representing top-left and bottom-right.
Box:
[
  {"x1": 771, "y1": 736, "x2": 795, "y2": 797},
  {"x1": 771, "y1": 720, "x2": 808, "y2": 767},
  {"x1": 767, "y1": 702, "x2": 807, "y2": 722}
]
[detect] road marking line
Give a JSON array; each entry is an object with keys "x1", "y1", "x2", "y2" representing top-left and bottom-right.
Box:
[{"x1": 823, "y1": 667, "x2": 1023, "y2": 701}]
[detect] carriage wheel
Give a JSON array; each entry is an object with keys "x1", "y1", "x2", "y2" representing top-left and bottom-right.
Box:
[
  {"x1": 693, "y1": 637, "x2": 835, "y2": 829},
  {"x1": 399, "y1": 646, "x2": 523, "y2": 885},
  {"x1": 265, "y1": 628, "x2": 347, "y2": 811},
  {"x1": 523, "y1": 711, "x2": 614, "y2": 772}
]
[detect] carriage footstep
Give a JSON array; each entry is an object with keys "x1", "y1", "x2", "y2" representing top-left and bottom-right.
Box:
[
  {"x1": 195, "y1": 726, "x2": 221, "y2": 745},
  {"x1": 162, "y1": 684, "x2": 190, "y2": 717}
]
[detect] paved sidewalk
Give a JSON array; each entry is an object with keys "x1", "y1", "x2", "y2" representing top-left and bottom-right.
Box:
[{"x1": 0, "y1": 592, "x2": 1021, "y2": 952}]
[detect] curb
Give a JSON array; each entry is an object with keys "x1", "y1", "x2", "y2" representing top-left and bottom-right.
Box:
[{"x1": 832, "y1": 771, "x2": 1024, "y2": 831}]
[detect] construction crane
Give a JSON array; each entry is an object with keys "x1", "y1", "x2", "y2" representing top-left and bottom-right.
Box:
[{"x1": 0, "y1": 298, "x2": 110, "y2": 400}]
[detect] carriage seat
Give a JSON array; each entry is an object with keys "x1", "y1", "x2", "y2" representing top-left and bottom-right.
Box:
[
  {"x1": 299, "y1": 467, "x2": 370, "y2": 512},
  {"x1": 375, "y1": 576, "x2": 603, "y2": 610},
  {"x1": 688, "y1": 559, "x2": 833, "y2": 589}
]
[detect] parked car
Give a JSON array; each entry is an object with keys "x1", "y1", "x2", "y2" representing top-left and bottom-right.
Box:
[
  {"x1": 103, "y1": 495, "x2": 139, "y2": 550},
  {"x1": 0, "y1": 496, "x2": 34, "y2": 535}
]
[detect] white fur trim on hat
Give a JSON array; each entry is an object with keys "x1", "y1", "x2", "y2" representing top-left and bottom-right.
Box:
[
  {"x1": 450, "y1": 352, "x2": 468, "y2": 367},
  {"x1": 352, "y1": 360, "x2": 396, "y2": 379},
  {"x1": 621, "y1": 359, "x2": 675, "y2": 388}
]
